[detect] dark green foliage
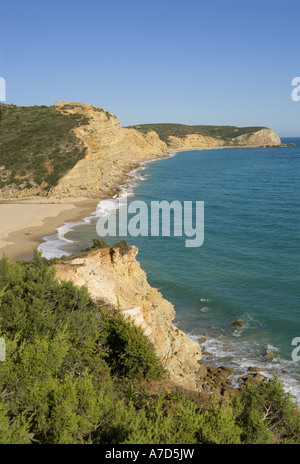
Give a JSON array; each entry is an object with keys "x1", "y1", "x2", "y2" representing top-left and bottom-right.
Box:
[
  {"x1": 0, "y1": 252, "x2": 299, "y2": 444},
  {"x1": 0, "y1": 103, "x2": 89, "y2": 191},
  {"x1": 101, "y1": 311, "x2": 166, "y2": 381},
  {"x1": 0, "y1": 399, "x2": 30, "y2": 444},
  {"x1": 197, "y1": 397, "x2": 242, "y2": 444},
  {"x1": 112, "y1": 240, "x2": 131, "y2": 256},
  {"x1": 128, "y1": 123, "x2": 267, "y2": 145},
  {"x1": 81, "y1": 238, "x2": 110, "y2": 253},
  {"x1": 231, "y1": 376, "x2": 300, "y2": 444},
  {"x1": 0, "y1": 252, "x2": 165, "y2": 443}
]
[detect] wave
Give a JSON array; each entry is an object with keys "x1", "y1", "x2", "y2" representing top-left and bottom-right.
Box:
[
  {"x1": 183, "y1": 325, "x2": 300, "y2": 405},
  {"x1": 38, "y1": 161, "x2": 150, "y2": 259}
]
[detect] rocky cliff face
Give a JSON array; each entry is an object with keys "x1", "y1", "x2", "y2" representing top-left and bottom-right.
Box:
[
  {"x1": 50, "y1": 102, "x2": 282, "y2": 199},
  {"x1": 50, "y1": 102, "x2": 168, "y2": 199},
  {"x1": 231, "y1": 128, "x2": 281, "y2": 147},
  {"x1": 167, "y1": 128, "x2": 281, "y2": 149},
  {"x1": 0, "y1": 101, "x2": 282, "y2": 200},
  {"x1": 53, "y1": 246, "x2": 204, "y2": 391}
]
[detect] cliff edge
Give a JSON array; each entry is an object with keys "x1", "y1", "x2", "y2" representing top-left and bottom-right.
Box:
[
  {"x1": 0, "y1": 101, "x2": 282, "y2": 200},
  {"x1": 50, "y1": 102, "x2": 168, "y2": 199},
  {"x1": 50, "y1": 102, "x2": 281, "y2": 198},
  {"x1": 53, "y1": 245, "x2": 204, "y2": 391}
]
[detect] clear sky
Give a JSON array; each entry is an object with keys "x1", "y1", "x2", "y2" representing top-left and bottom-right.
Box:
[{"x1": 1, "y1": 0, "x2": 299, "y2": 136}]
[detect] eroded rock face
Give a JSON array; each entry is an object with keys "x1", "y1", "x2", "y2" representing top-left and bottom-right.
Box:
[
  {"x1": 53, "y1": 245, "x2": 203, "y2": 390},
  {"x1": 50, "y1": 102, "x2": 168, "y2": 198},
  {"x1": 232, "y1": 129, "x2": 281, "y2": 147},
  {"x1": 50, "y1": 102, "x2": 282, "y2": 199},
  {"x1": 0, "y1": 101, "x2": 282, "y2": 200}
]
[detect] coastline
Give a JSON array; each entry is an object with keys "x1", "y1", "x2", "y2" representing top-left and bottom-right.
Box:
[
  {"x1": 0, "y1": 142, "x2": 287, "y2": 263},
  {"x1": 1, "y1": 145, "x2": 299, "y2": 405},
  {"x1": 0, "y1": 147, "x2": 175, "y2": 262}
]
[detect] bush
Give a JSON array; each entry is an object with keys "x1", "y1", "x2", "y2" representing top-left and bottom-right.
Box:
[
  {"x1": 0, "y1": 252, "x2": 167, "y2": 443},
  {"x1": 231, "y1": 376, "x2": 300, "y2": 444},
  {"x1": 128, "y1": 123, "x2": 268, "y2": 145},
  {"x1": 100, "y1": 311, "x2": 166, "y2": 381}
]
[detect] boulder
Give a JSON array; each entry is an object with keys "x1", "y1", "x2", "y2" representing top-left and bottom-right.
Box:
[
  {"x1": 264, "y1": 351, "x2": 277, "y2": 359},
  {"x1": 231, "y1": 320, "x2": 245, "y2": 328}
]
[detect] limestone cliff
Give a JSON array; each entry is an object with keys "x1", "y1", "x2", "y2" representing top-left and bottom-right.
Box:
[
  {"x1": 50, "y1": 102, "x2": 282, "y2": 199},
  {"x1": 230, "y1": 128, "x2": 281, "y2": 147},
  {"x1": 53, "y1": 246, "x2": 203, "y2": 391},
  {"x1": 50, "y1": 102, "x2": 168, "y2": 199},
  {"x1": 166, "y1": 128, "x2": 281, "y2": 149},
  {"x1": 0, "y1": 101, "x2": 282, "y2": 200}
]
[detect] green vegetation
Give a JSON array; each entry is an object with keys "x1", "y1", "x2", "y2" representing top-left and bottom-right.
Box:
[
  {"x1": 127, "y1": 123, "x2": 267, "y2": 145},
  {"x1": 0, "y1": 252, "x2": 299, "y2": 444},
  {"x1": 0, "y1": 103, "x2": 89, "y2": 192}
]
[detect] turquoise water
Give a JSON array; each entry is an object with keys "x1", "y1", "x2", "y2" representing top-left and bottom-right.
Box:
[{"x1": 39, "y1": 138, "x2": 300, "y2": 400}]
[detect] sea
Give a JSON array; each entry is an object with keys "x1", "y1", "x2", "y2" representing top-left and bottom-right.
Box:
[{"x1": 38, "y1": 138, "x2": 300, "y2": 403}]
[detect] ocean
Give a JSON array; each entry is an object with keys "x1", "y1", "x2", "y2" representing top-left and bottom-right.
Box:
[{"x1": 38, "y1": 138, "x2": 300, "y2": 402}]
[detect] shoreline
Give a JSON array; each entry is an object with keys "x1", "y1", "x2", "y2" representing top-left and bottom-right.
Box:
[
  {"x1": 0, "y1": 145, "x2": 299, "y2": 404},
  {"x1": 0, "y1": 141, "x2": 289, "y2": 263},
  {"x1": 0, "y1": 197, "x2": 100, "y2": 261},
  {"x1": 0, "y1": 147, "x2": 175, "y2": 262}
]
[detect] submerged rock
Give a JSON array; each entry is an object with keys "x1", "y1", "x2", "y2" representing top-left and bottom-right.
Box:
[
  {"x1": 264, "y1": 351, "x2": 277, "y2": 359},
  {"x1": 231, "y1": 320, "x2": 245, "y2": 328},
  {"x1": 248, "y1": 366, "x2": 263, "y2": 373}
]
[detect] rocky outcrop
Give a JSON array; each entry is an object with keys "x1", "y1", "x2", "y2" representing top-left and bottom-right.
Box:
[
  {"x1": 166, "y1": 129, "x2": 281, "y2": 149},
  {"x1": 167, "y1": 134, "x2": 226, "y2": 149},
  {"x1": 53, "y1": 245, "x2": 203, "y2": 391},
  {"x1": 231, "y1": 128, "x2": 281, "y2": 147},
  {"x1": 50, "y1": 102, "x2": 168, "y2": 199}
]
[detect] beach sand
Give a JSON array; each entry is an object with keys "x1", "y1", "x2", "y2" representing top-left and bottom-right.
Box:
[{"x1": 0, "y1": 197, "x2": 99, "y2": 261}]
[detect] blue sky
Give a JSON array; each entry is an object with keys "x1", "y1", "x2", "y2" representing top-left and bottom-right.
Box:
[{"x1": 1, "y1": 0, "x2": 299, "y2": 136}]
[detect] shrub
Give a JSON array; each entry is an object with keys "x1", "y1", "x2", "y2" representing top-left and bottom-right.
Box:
[
  {"x1": 197, "y1": 397, "x2": 242, "y2": 444},
  {"x1": 101, "y1": 311, "x2": 165, "y2": 381},
  {"x1": 231, "y1": 376, "x2": 300, "y2": 444}
]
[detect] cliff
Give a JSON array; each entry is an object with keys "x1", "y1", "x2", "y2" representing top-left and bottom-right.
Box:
[
  {"x1": 167, "y1": 128, "x2": 281, "y2": 149},
  {"x1": 0, "y1": 101, "x2": 282, "y2": 200},
  {"x1": 230, "y1": 128, "x2": 281, "y2": 147},
  {"x1": 53, "y1": 245, "x2": 204, "y2": 391},
  {"x1": 50, "y1": 102, "x2": 281, "y2": 198},
  {"x1": 50, "y1": 102, "x2": 168, "y2": 199}
]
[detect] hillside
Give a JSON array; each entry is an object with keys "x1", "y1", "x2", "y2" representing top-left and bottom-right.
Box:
[
  {"x1": 0, "y1": 247, "x2": 299, "y2": 444},
  {"x1": 127, "y1": 123, "x2": 269, "y2": 144},
  {"x1": 0, "y1": 103, "x2": 90, "y2": 197},
  {"x1": 0, "y1": 102, "x2": 282, "y2": 200}
]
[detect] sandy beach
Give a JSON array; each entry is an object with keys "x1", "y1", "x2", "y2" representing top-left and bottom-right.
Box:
[{"x1": 0, "y1": 197, "x2": 100, "y2": 261}]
